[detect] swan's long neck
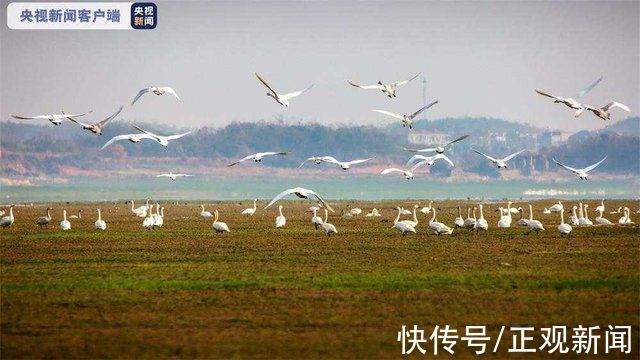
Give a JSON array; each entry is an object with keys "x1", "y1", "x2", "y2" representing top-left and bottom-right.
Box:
[
  {"x1": 160, "y1": 207, "x2": 164, "y2": 217},
  {"x1": 130, "y1": 201, "x2": 135, "y2": 210},
  {"x1": 63, "y1": 210, "x2": 67, "y2": 221},
  {"x1": 430, "y1": 208, "x2": 436, "y2": 222},
  {"x1": 457, "y1": 207, "x2": 461, "y2": 217},
  {"x1": 394, "y1": 208, "x2": 401, "y2": 223},
  {"x1": 412, "y1": 207, "x2": 418, "y2": 223},
  {"x1": 467, "y1": 208, "x2": 471, "y2": 218},
  {"x1": 479, "y1": 205, "x2": 484, "y2": 220},
  {"x1": 560, "y1": 210, "x2": 565, "y2": 225},
  {"x1": 529, "y1": 204, "x2": 533, "y2": 221},
  {"x1": 200, "y1": 205, "x2": 204, "y2": 211},
  {"x1": 97, "y1": 209, "x2": 102, "y2": 221},
  {"x1": 472, "y1": 208, "x2": 476, "y2": 220},
  {"x1": 10, "y1": 207, "x2": 14, "y2": 218},
  {"x1": 579, "y1": 203, "x2": 584, "y2": 218},
  {"x1": 252, "y1": 199, "x2": 257, "y2": 210},
  {"x1": 584, "y1": 205, "x2": 590, "y2": 220},
  {"x1": 214, "y1": 210, "x2": 219, "y2": 222},
  {"x1": 278, "y1": 206, "x2": 283, "y2": 217},
  {"x1": 312, "y1": 208, "x2": 317, "y2": 217},
  {"x1": 324, "y1": 210, "x2": 329, "y2": 223},
  {"x1": 47, "y1": 208, "x2": 51, "y2": 219},
  {"x1": 146, "y1": 199, "x2": 150, "y2": 208}
]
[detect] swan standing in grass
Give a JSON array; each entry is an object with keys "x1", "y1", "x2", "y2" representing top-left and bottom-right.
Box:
[
  {"x1": 595, "y1": 200, "x2": 605, "y2": 214},
  {"x1": 36, "y1": 207, "x2": 53, "y2": 229},
  {"x1": 400, "y1": 205, "x2": 419, "y2": 228},
  {"x1": 348, "y1": 72, "x2": 420, "y2": 98},
  {"x1": 60, "y1": 210, "x2": 71, "y2": 231},
  {"x1": 429, "y1": 208, "x2": 453, "y2": 235},
  {"x1": 568, "y1": 206, "x2": 579, "y2": 226},
  {"x1": 473, "y1": 149, "x2": 525, "y2": 169},
  {"x1": 228, "y1": 152, "x2": 291, "y2": 167},
  {"x1": 552, "y1": 157, "x2": 607, "y2": 180},
  {"x1": 64, "y1": 106, "x2": 122, "y2": 135},
  {"x1": 404, "y1": 135, "x2": 469, "y2": 155},
  {"x1": 577, "y1": 203, "x2": 588, "y2": 226},
  {"x1": 68, "y1": 210, "x2": 82, "y2": 219},
  {"x1": 325, "y1": 157, "x2": 375, "y2": 170},
  {"x1": 525, "y1": 204, "x2": 545, "y2": 235},
  {"x1": 256, "y1": 73, "x2": 313, "y2": 107},
  {"x1": 618, "y1": 208, "x2": 634, "y2": 225},
  {"x1": 241, "y1": 199, "x2": 257, "y2": 216},
  {"x1": 506, "y1": 201, "x2": 520, "y2": 214},
  {"x1": 497, "y1": 208, "x2": 512, "y2": 228},
  {"x1": 212, "y1": 210, "x2": 230, "y2": 233},
  {"x1": 142, "y1": 204, "x2": 155, "y2": 230},
  {"x1": 365, "y1": 208, "x2": 381, "y2": 217},
  {"x1": 464, "y1": 208, "x2": 476, "y2": 231},
  {"x1": 400, "y1": 207, "x2": 412, "y2": 215},
  {"x1": 311, "y1": 208, "x2": 324, "y2": 229},
  {"x1": 265, "y1": 187, "x2": 334, "y2": 212},
  {"x1": 380, "y1": 167, "x2": 414, "y2": 180},
  {"x1": 558, "y1": 209, "x2": 573, "y2": 238},
  {"x1": 156, "y1": 173, "x2": 193, "y2": 181},
  {"x1": 517, "y1": 208, "x2": 529, "y2": 227},
  {"x1": 454, "y1": 207, "x2": 465, "y2": 228},
  {"x1": 543, "y1": 207, "x2": 551, "y2": 214},
  {"x1": 131, "y1": 199, "x2": 149, "y2": 217},
  {"x1": 200, "y1": 205, "x2": 213, "y2": 218},
  {"x1": 549, "y1": 201, "x2": 563, "y2": 213},
  {"x1": 131, "y1": 125, "x2": 191, "y2": 148},
  {"x1": 594, "y1": 210, "x2": 612, "y2": 225},
  {"x1": 392, "y1": 207, "x2": 416, "y2": 236},
  {"x1": 11, "y1": 111, "x2": 92, "y2": 126},
  {"x1": 95, "y1": 209, "x2": 107, "y2": 230},
  {"x1": 0, "y1": 205, "x2": 15, "y2": 228},
  {"x1": 476, "y1": 204, "x2": 488, "y2": 232},
  {"x1": 320, "y1": 209, "x2": 337, "y2": 236},
  {"x1": 131, "y1": 86, "x2": 181, "y2": 105},
  {"x1": 420, "y1": 201, "x2": 433, "y2": 214},
  {"x1": 609, "y1": 206, "x2": 622, "y2": 214},
  {"x1": 584, "y1": 102, "x2": 630, "y2": 121},
  {"x1": 348, "y1": 205, "x2": 363, "y2": 216},
  {"x1": 583, "y1": 204, "x2": 594, "y2": 226},
  {"x1": 275, "y1": 205, "x2": 286, "y2": 228},
  {"x1": 153, "y1": 206, "x2": 164, "y2": 229},
  {"x1": 372, "y1": 101, "x2": 438, "y2": 129},
  {"x1": 406, "y1": 153, "x2": 455, "y2": 168}
]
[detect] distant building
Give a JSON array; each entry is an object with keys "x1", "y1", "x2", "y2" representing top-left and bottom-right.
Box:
[
  {"x1": 407, "y1": 131, "x2": 450, "y2": 145},
  {"x1": 538, "y1": 130, "x2": 570, "y2": 148}
]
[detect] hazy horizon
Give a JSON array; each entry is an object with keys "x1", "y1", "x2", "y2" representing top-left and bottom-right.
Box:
[{"x1": 1, "y1": 0, "x2": 638, "y2": 132}]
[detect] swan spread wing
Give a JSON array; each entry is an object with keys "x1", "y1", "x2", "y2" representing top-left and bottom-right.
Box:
[
  {"x1": 372, "y1": 109, "x2": 403, "y2": 120},
  {"x1": 260, "y1": 151, "x2": 290, "y2": 157},
  {"x1": 347, "y1": 81, "x2": 385, "y2": 90},
  {"x1": 265, "y1": 188, "x2": 298, "y2": 209},
  {"x1": 552, "y1": 158, "x2": 579, "y2": 173},
  {"x1": 603, "y1": 102, "x2": 630, "y2": 112},
  {"x1": 345, "y1": 157, "x2": 374, "y2": 166},
  {"x1": 62, "y1": 110, "x2": 92, "y2": 118},
  {"x1": 255, "y1": 73, "x2": 278, "y2": 96},
  {"x1": 473, "y1": 150, "x2": 498, "y2": 163},
  {"x1": 503, "y1": 149, "x2": 525, "y2": 162},
  {"x1": 227, "y1": 154, "x2": 256, "y2": 167},
  {"x1": 582, "y1": 156, "x2": 607, "y2": 173},
  {"x1": 435, "y1": 154, "x2": 455, "y2": 167},
  {"x1": 409, "y1": 100, "x2": 438, "y2": 119},
  {"x1": 306, "y1": 190, "x2": 334, "y2": 212},
  {"x1": 280, "y1": 85, "x2": 313, "y2": 101},
  {"x1": 158, "y1": 87, "x2": 181, "y2": 101},
  {"x1": 97, "y1": 106, "x2": 124, "y2": 127},
  {"x1": 392, "y1": 72, "x2": 420, "y2": 87},
  {"x1": 535, "y1": 89, "x2": 564, "y2": 101},
  {"x1": 131, "y1": 88, "x2": 151, "y2": 105},
  {"x1": 132, "y1": 125, "x2": 160, "y2": 140},
  {"x1": 381, "y1": 168, "x2": 404, "y2": 175},
  {"x1": 446, "y1": 134, "x2": 469, "y2": 146},
  {"x1": 62, "y1": 113, "x2": 90, "y2": 127},
  {"x1": 100, "y1": 134, "x2": 152, "y2": 150},
  {"x1": 411, "y1": 160, "x2": 429, "y2": 172},
  {"x1": 165, "y1": 131, "x2": 192, "y2": 140},
  {"x1": 11, "y1": 114, "x2": 50, "y2": 120},
  {"x1": 406, "y1": 154, "x2": 428, "y2": 167},
  {"x1": 404, "y1": 147, "x2": 436, "y2": 153},
  {"x1": 576, "y1": 76, "x2": 603, "y2": 99}
]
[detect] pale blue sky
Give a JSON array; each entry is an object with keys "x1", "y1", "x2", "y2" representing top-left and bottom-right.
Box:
[{"x1": 1, "y1": 0, "x2": 638, "y2": 132}]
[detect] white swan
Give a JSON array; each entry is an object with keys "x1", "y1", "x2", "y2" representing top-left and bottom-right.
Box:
[
  {"x1": 348, "y1": 206, "x2": 363, "y2": 216},
  {"x1": 228, "y1": 152, "x2": 291, "y2": 167},
  {"x1": 311, "y1": 208, "x2": 324, "y2": 229},
  {"x1": 404, "y1": 135, "x2": 469, "y2": 154},
  {"x1": 464, "y1": 208, "x2": 476, "y2": 231},
  {"x1": 372, "y1": 101, "x2": 438, "y2": 129},
  {"x1": 517, "y1": 207, "x2": 529, "y2": 227},
  {"x1": 534, "y1": 77, "x2": 601, "y2": 116},
  {"x1": 543, "y1": 208, "x2": 551, "y2": 214},
  {"x1": 473, "y1": 149, "x2": 525, "y2": 169},
  {"x1": 558, "y1": 209, "x2": 573, "y2": 238},
  {"x1": 594, "y1": 210, "x2": 612, "y2": 225},
  {"x1": 212, "y1": 210, "x2": 230, "y2": 233},
  {"x1": 497, "y1": 208, "x2": 512, "y2": 228},
  {"x1": 95, "y1": 209, "x2": 107, "y2": 230},
  {"x1": 36, "y1": 207, "x2": 53, "y2": 228},
  {"x1": 275, "y1": 205, "x2": 286, "y2": 228},
  {"x1": 476, "y1": 204, "x2": 488, "y2": 231},
  {"x1": 365, "y1": 208, "x2": 381, "y2": 217},
  {"x1": 11, "y1": 111, "x2": 92, "y2": 125},
  {"x1": 609, "y1": 206, "x2": 622, "y2": 214},
  {"x1": 68, "y1": 209, "x2": 82, "y2": 219},
  {"x1": 525, "y1": 204, "x2": 545, "y2": 234},
  {"x1": 131, "y1": 86, "x2": 181, "y2": 105},
  {"x1": 131, "y1": 125, "x2": 191, "y2": 148},
  {"x1": 100, "y1": 133, "x2": 156, "y2": 150},
  {"x1": 156, "y1": 173, "x2": 193, "y2": 181},
  {"x1": 549, "y1": 201, "x2": 563, "y2": 213},
  {"x1": 568, "y1": 206, "x2": 579, "y2": 226},
  {"x1": 324, "y1": 157, "x2": 375, "y2": 170},
  {"x1": 429, "y1": 208, "x2": 453, "y2": 235},
  {"x1": 420, "y1": 201, "x2": 433, "y2": 214},
  {"x1": 200, "y1": 205, "x2": 213, "y2": 218},
  {"x1": 578, "y1": 203, "x2": 588, "y2": 226},
  {"x1": 142, "y1": 204, "x2": 155, "y2": 229},
  {"x1": 60, "y1": 210, "x2": 71, "y2": 231},
  {"x1": 392, "y1": 207, "x2": 416, "y2": 236},
  {"x1": 380, "y1": 167, "x2": 414, "y2": 180},
  {"x1": 595, "y1": 200, "x2": 605, "y2": 214},
  {"x1": 348, "y1": 72, "x2": 420, "y2": 98},
  {"x1": 131, "y1": 199, "x2": 149, "y2": 217},
  {"x1": 506, "y1": 201, "x2": 520, "y2": 214},
  {"x1": 153, "y1": 205, "x2": 164, "y2": 228},
  {"x1": 406, "y1": 153, "x2": 455, "y2": 168},
  {"x1": 454, "y1": 207, "x2": 465, "y2": 228},
  {"x1": 320, "y1": 209, "x2": 337, "y2": 236},
  {"x1": 64, "y1": 106, "x2": 122, "y2": 135},
  {"x1": 298, "y1": 156, "x2": 339, "y2": 168},
  {"x1": 265, "y1": 187, "x2": 334, "y2": 212},
  {"x1": 582, "y1": 204, "x2": 594, "y2": 226},
  {"x1": 553, "y1": 157, "x2": 607, "y2": 180},
  {"x1": 0, "y1": 205, "x2": 15, "y2": 228},
  {"x1": 400, "y1": 205, "x2": 419, "y2": 228},
  {"x1": 256, "y1": 73, "x2": 313, "y2": 107},
  {"x1": 242, "y1": 199, "x2": 257, "y2": 216},
  {"x1": 584, "y1": 102, "x2": 630, "y2": 121},
  {"x1": 400, "y1": 207, "x2": 412, "y2": 215}
]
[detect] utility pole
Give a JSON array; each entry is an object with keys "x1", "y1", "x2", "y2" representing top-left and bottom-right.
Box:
[{"x1": 421, "y1": 75, "x2": 428, "y2": 121}]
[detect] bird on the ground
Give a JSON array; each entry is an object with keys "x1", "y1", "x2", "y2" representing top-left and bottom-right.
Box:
[
  {"x1": 594, "y1": 210, "x2": 612, "y2": 225},
  {"x1": 311, "y1": 208, "x2": 324, "y2": 229},
  {"x1": 68, "y1": 210, "x2": 82, "y2": 219},
  {"x1": 200, "y1": 205, "x2": 213, "y2": 218},
  {"x1": 420, "y1": 201, "x2": 434, "y2": 214},
  {"x1": 241, "y1": 199, "x2": 257, "y2": 216},
  {"x1": 275, "y1": 205, "x2": 286, "y2": 228},
  {"x1": 0, "y1": 205, "x2": 15, "y2": 228},
  {"x1": 212, "y1": 210, "x2": 230, "y2": 233},
  {"x1": 95, "y1": 209, "x2": 107, "y2": 230},
  {"x1": 36, "y1": 207, "x2": 53, "y2": 229},
  {"x1": 392, "y1": 207, "x2": 416, "y2": 236},
  {"x1": 320, "y1": 209, "x2": 337, "y2": 236},
  {"x1": 558, "y1": 209, "x2": 573, "y2": 238},
  {"x1": 454, "y1": 207, "x2": 465, "y2": 228},
  {"x1": 428, "y1": 208, "x2": 453, "y2": 235},
  {"x1": 130, "y1": 200, "x2": 149, "y2": 217},
  {"x1": 525, "y1": 204, "x2": 545, "y2": 234},
  {"x1": 476, "y1": 204, "x2": 488, "y2": 231},
  {"x1": 60, "y1": 210, "x2": 71, "y2": 231}
]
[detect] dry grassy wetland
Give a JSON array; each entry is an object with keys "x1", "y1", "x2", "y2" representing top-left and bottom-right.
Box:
[{"x1": 1, "y1": 199, "x2": 638, "y2": 358}]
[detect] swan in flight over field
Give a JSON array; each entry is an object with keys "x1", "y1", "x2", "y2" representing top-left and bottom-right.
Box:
[
  {"x1": 380, "y1": 167, "x2": 415, "y2": 180},
  {"x1": 534, "y1": 76, "x2": 602, "y2": 116},
  {"x1": 156, "y1": 173, "x2": 193, "y2": 181},
  {"x1": 372, "y1": 101, "x2": 438, "y2": 129},
  {"x1": 298, "y1": 156, "x2": 339, "y2": 168},
  {"x1": 275, "y1": 205, "x2": 286, "y2": 228},
  {"x1": 0, "y1": 205, "x2": 15, "y2": 228},
  {"x1": 131, "y1": 86, "x2": 181, "y2": 105},
  {"x1": 392, "y1": 207, "x2": 416, "y2": 236},
  {"x1": 255, "y1": 73, "x2": 313, "y2": 107},
  {"x1": 348, "y1": 72, "x2": 420, "y2": 98},
  {"x1": 100, "y1": 133, "x2": 155, "y2": 150},
  {"x1": 199, "y1": 205, "x2": 213, "y2": 218},
  {"x1": 60, "y1": 210, "x2": 71, "y2": 231},
  {"x1": 64, "y1": 106, "x2": 123, "y2": 135},
  {"x1": 325, "y1": 157, "x2": 375, "y2": 170},
  {"x1": 242, "y1": 199, "x2": 257, "y2": 216},
  {"x1": 212, "y1": 210, "x2": 230, "y2": 233},
  {"x1": 584, "y1": 102, "x2": 630, "y2": 121},
  {"x1": 11, "y1": 111, "x2": 92, "y2": 126},
  {"x1": 406, "y1": 153, "x2": 455, "y2": 168},
  {"x1": 320, "y1": 209, "x2": 337, "y2": 236},
  {"x1": 227, "y1": 152, "x2": 291, "y2": 167},
  {"x1": 552, "y1": 156, "x2": 606, "y2": 180},
  {"x1": 95, "y1": 209, "x2": 107, "y2": 230},
  {"x1": 473, "y1": 149, "x2": 525, "y2": 169},
  {"x1": 404, "y1": 135, "x2": 469, "y2": 154},
  {"x1": 132, "y1": 125, "x2": 191, "y2": 147},
  {"x1": 265, "y1": 187, "x2": 334, "y2": 212}
]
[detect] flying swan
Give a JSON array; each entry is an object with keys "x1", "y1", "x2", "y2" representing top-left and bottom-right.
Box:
[
  {"x1": 131, "y1": 87, "x2": 181, "y2": 106},
  {"x1": 227, "y1": 152, "x2": 291, "y2": 167},
  {"x1": 64, "y1": 106, "x2": 123, "y2": 135},
  {"x1": 255, "y1": 73, "x2": 313, "y2": 107},
  {"x1": 265, "y1": 187, "x2": 334, "y2": 212},
  {"x1": 473, "y1": 149, "x2": 526, "y2": 169},
  {"x1": 372, "y1": 101, "x2": 438, "y2": 129},
  {"x1": 552, "y1": 156, "x2": 607, "y2": 180},
  {"x1": 348, "y1": 72, "x2": 420, "y2": 98}
]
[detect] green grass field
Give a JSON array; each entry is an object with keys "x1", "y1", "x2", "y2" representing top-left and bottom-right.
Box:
[{"x1": 1, "y1": 200, "x2": 638, "y2": 358}]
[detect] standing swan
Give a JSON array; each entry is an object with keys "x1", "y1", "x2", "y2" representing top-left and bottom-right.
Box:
[
  {"x1": 275, "y1": 205, "x2": 286, "y2": 228},
  {"x1": 594, "y1": 209, "x2": 612, "y2": 225},
  {"x1": 429, "y1": 208, "x2": 453, "y2": 235},
  {"x1": 242, "y1": 199, "x2": 257, "y2": 216},
  {"x1": 60, "y1": 210, "x2": 71, "y2": 231},
  {"x1": 392, "y1": 207, "x2": 416, "y2": 236},
  {"x1": 212, "y1": 210, "x2": 230, "y2": 233},
  {"x1": 476, "y1": 204, "x2": 488, "y2": 232},
  {"x1": 401, "y1": 205, "x2": 419, "y2": 228},
  {"x1": 558, "y1": 209, "x2": 573, "y2": 238},
  {"x1": 95, "y1": 209, "x2": 107, "y2": 230},
  {"x1": 36, "y1": 207, "x2": 53, "y2": 228},
  {"x1": 525, "y1": 204, "x2": 545, "y2": 235},
  {"x1": 464, "y1": 208, "x2": 476, "y2": 231},
  {"x1": 320, "y1": 209, "x2": 337, "y2": 236},
  {"x1": 454, "y1": 207, "x2": 464, "y2": 228},
  {"x1": 200, "y1": 205, "x2": 213, "y2": 218},
  {"x1": 311, "y1": 208, "x2": 323, "y2": 229},
  {"x1": 583, "y1": 204, "x2": 594, "y2": 226},
  {"x1": 0, "y1": 205, "x2": 15, "y2": 228},
  {"x1": 142, "y1": 204, "x2": 155, "y2": 230}
]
